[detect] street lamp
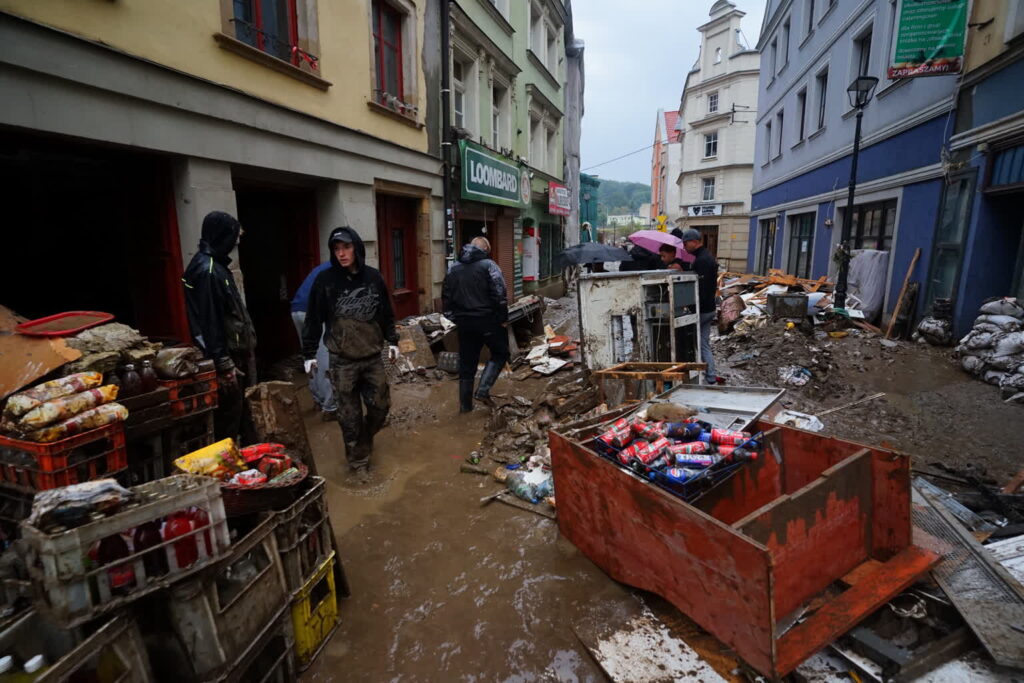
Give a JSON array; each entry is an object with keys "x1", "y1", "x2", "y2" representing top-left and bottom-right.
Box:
[{"x1": 834, "y1": 75, "x2": 879, "y2": 311}]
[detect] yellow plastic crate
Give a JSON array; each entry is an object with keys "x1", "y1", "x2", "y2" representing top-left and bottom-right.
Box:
[{"x1": 291, "y1": 550, "x2": 339, "y2": 670}]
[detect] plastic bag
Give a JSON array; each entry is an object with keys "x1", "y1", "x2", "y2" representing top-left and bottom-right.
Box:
[
  {"x1": 229, "y1": 469, "x2": 267, "y2": 487},
  {"x1": 154, "y1": 347, "x2": 202, "y2": 380},
  {"x1": 14, "y1": 385, "x2": 119, "y2": 432},
  {"x1": 174, "y1": 438, "x2": 245, "y2": 480},
  {"x1": 778, "y1": 365, "x2": 812, "y2": 386},
  {"x1": 974, "y1": 315, "x2": 1023, "y2": 332},
  {"x1": 505, "y1": 468, "x2": 554, "y2": 504},
  {"x1": 27, "y1": 479, "x2": 135, "y2": 532},
  {"x1": 987, "y1": 354, "x2": 1024, "y2": 372},
  {"x1": 23, "y1": 403, "x2": 128, "y2": 443},
  {"x1": 3, "y1": 372, "x2": 103, "y2": 420},
  {"x1": 993, "y1": 331, "x2": 1024, "y2": 357},
  {"x1": 979, "y1": 297, "x2": 1024, "y2": 319}
]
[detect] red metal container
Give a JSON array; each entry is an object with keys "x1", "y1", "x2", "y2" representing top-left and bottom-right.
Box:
[{"x1": 550, "y1": 416, "x2": 939, "y2": 678}]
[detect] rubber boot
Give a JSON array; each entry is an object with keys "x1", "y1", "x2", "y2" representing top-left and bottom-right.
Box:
[
  {"x1": 459, "y1": 379, "x2": 475, "y2": 413},
  {"x1": 474, "y1": 361, "x2": 503, "y2": 406}
]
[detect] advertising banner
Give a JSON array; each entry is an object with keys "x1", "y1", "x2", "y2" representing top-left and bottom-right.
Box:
[
  {"x1": 889, "y1": 0, "x2": 968, "y2": 79},
  {"x1": 547, "y1": 182, "x2": 571, "y2": 216},
  {"x1": 459, "y1": 140, "x2": 529, "y2": 208}
]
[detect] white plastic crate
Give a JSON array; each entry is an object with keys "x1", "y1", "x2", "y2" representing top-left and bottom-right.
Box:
[{"x1": 21, "y1": 474, "x2": 231, "y2": 628}]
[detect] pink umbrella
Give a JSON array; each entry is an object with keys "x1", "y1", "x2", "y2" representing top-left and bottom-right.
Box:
[{"x1": 628, "y1": 230, "x2": 695, "y2": 263}]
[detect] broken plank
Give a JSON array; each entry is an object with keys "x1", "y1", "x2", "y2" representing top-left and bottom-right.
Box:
[{"x1": 1003, "y1": 469, "x2": 1024, "y2": 494}]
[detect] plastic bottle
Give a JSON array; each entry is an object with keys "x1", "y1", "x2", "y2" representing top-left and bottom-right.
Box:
[
  {"x1": 188, "y1": 507, "x2": 214, "y2": 558},
  {"x1": 633, "y1": 450, "x2": 673, "y2": 474},
  {"x1": 104, "y1": 370, "x2": 122, "y2": 393},
  {"x1": 132, "y1": 520, "x2": 168, "y2": 579},
  {"x1": 163, "y1": 512, "x2": 198, "y2": 571},
  {"x1": 649, "y1": 467, "x2": 704, "y2": 487},
  {"x1": 0, "y1": 655, "x2": 14, "y2": 682},
  {"x1": 119, "y1": 364, "x2": 142, "y2": 399},
  {"x1": 96, "y1": 534, "x2": 135, "y2": 597},
  {"x1": 23, "y1": 655, "x2": 46, "y2": 680},
  {"x1": 664, "y1": 422, "x2": 703, "y2": 440},
  {"x1": 139, "y1": 360, "x2": 159, "y2": 393}
]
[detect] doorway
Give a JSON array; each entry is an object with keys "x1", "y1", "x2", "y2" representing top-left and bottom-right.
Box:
[
  {"x1": 694, "y1": 225, "x2": 719, "y2": 259},
  {"x1": 376, "y1": 194, "x2": 421, "y2": 320}
]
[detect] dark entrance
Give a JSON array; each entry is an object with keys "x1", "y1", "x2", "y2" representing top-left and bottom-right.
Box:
[
  {"x1": 234, "y1": 182, "x2": 318, "y2": 372},
  {"x1": 693, "y1": 225, "x2": 719, "y2": 259},
  {"x1": 0, "y1": 130, "x2": 187, "y2": 341},
  {"x1": 375, "y1": 194, "x2": 421, "y2": 320}
]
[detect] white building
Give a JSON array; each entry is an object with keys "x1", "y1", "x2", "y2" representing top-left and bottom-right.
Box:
[{"x1": 675, "y1": 0, "x2": 760, "y2": 271}]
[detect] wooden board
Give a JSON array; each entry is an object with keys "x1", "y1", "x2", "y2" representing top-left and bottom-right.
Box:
[
  {"x1": 397, "y1": 324, "x2": 436, "y2": 369},
  {"x1": 0, "y1": 306, "x2": 81, "y2": 400},
  {"x1": 245, "y1": 381, "x2": 318, "y2": 476}
]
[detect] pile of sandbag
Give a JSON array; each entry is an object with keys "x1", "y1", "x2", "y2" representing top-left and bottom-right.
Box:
[{"x1": 955, "y1": 297, "x2": 1024, "y2": 403}]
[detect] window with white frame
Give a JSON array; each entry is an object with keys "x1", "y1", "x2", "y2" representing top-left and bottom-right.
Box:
[
  {"x1": 530, "y1": 2, "x2": 543, "y2": 52},
  {"x1": 702, "y1": 177, "x2": 716, "y2": 202},
  {"x1": 781, "y1": 20, "x2": 790, "y2": 69},
  {"x1": 451, "y1": 52, "x2": 477, "y2": 134},
  {"x1": 714, "y1": 47, "x2": 722, "y2": 63},
  {"x1": 816, "y1": 68, "x2": 828, "y2": 129},
  {"x1": 708, "y1": 91, "x2": 719, "y2": 114},
  {"x1": 854, "y1": 28, "x2": 873, "y2": 77},
  {"x1": 806, "y1": 0, "x2": 815, "y2": 35},
  {"x1": 775, "y1": 110, "x2": 785, "y2": 157},
  {"x1": 488, "y1": 0, "x2": 509, "y2": 19},
  {"x1": 770, "y1": 39, "x2": 778, "y2": 75},
  {"x1": 764, "y1": 121, "x2": 773, "y2": 160},
  {"x1": 491, "y1": 83, "x2": 509, "y2": 150},
  {"x1": 704, "y1": 131, "x2": 718, "y2": 158},
  {"x1": 796, "y1": 88, "x2": 807, "y2": 140},
  {"x1": 452, "y1": 60, "x2": 466, "y2": 129},
  {"x1": 547, "y1": 25, "x2": 558, "y2": 75},
  {"x1": 530, "y1": 114, "x2": 544, "y2": 169},
  {"x1": 546, "y1": 127, "x2": 558, "y2": 175}
]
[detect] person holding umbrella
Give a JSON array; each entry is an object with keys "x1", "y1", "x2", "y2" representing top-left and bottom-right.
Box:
[{"x1": 678, "y1": 228, "x2": 720, "y2": 384}]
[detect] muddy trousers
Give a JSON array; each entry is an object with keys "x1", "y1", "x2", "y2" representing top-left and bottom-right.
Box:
[
  {"x1": 456, "y1": 317, "x2": 509, "y2": 409},
  {"x1": 699, "y1": 311, "x2": 717, "y2": 383},
  {"x1": 328, "y1": 353, "x2": 391, "y2": 471}
]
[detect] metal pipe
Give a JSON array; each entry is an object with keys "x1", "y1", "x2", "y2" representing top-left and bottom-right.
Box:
[
  {"x1": 441, "y1": 0, "x2": 455, "y2": 269},
  {"x1": 834, "y1": 108, "x2": 864, "y2": 311}
]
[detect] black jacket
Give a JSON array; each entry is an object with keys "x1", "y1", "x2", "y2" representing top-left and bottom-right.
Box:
[
  {"x1": 619, "y1": 245, "x2": 662, "y2": 272},
  {"x1": 182, "y1": 212, "x2": 256, "y2": 372},
  {"x1": 684, "y1": 245, "x2": 719, "y2": 314},
  {"x1": 302, "y1": 227, "x2": 398, "y2": 361},
  {"x1": 442, "y1": 245, "x2": 508, "y2": 324}
]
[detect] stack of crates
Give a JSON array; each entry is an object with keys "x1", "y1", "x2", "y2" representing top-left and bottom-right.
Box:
[
  {"x1": 274, "y1": 476, "x2": 341, "y2": 670},
  {"x1": 0, "y1": 422, "x2": 128, "y2": 493},
  {"x1": 160, "y1": 370, "x2": 218, "y2": 462}
]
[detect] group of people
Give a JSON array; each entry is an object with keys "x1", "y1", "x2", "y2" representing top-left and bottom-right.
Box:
[{"x1": 181, "y1": 212, "x2": 508, "y2": 484}]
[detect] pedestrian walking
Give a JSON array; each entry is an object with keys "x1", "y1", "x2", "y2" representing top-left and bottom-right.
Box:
[
  {"x1": 678, "y1": 228, "x2": 719, "y2": 384},
  {"x1": 442, "y1": 237, "x2": 510, "y2": 413},
  {"x1": 302, "y1": 227, "x2": 400, "y2": 483},
  {"x1": 291, "y1": 261, "x2": 337, "y2": 421},
  {"x1": 182, "y1": 211, "x2": 257, "y2": 441}
]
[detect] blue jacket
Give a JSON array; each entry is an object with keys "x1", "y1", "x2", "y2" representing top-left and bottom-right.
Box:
[{"x1": 291, "y1": 262, "x2": 331, "y2": 313}]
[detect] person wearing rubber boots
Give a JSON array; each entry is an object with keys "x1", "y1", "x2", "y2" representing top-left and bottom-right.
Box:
[
  {"x1": 182, "y1": 211, "x2": 257, "y2": 442},
  {"x1": 678, "y1": 228, "x2": 720, "y2": 385},
  {"x1": 442, "y1": 236, "x2": 510, "y2": 413},
  {"x1": 302, "y1": 227, "x2": 400, "y2": 483}
]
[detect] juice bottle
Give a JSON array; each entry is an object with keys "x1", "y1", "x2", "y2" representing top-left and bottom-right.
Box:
[
  {"x1": 132, "y1": 520, "x2": 168, "y2": 580},
  {"x1": 119, "y1": 364, "x2": 142, "y2": 399},
  {"x1": 163, "y1": 512, "x2": 197, "y2": 571},
  {"x1": 96, "y1": 534, "x2": 135, "y2": 597},
  {"x1": 188, "y1": 507, "x2": 213, "y2": 558},
  {"x1": 139, "y1": 360, "x2": 159, "y2": 393}
]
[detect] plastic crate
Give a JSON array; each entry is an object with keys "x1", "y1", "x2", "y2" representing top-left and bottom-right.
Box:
[
  {"x1": 163, "y1": 410, "x2": 215, "y2": 460},
  {"x1": 125, "y1": 432, "x2": 167, "y2": 487},
  {"x1": 291, "y1": 551, "x2": 338, "y2": 671},
  {"x1": 21, "y1": 474, "x2": 231, "y2": 628},
  {"x1": 0, "y1": 422, "x2": 128, "y2": 491},
  {"x1": 274, "y1": 477, "x2": 332, "y2": 594},
  {"x1": 158, "y1": 370, "x2": 219, "y2": 418},
  {"x1": 222, "y1": 605, "x2": 296, "y2": 683},
  {"x1": 165, "y1": 515, "x2": 289, "y2": 680}
]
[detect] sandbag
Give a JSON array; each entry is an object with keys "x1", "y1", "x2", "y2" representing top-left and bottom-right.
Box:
[
  {"x1": 986, "y1": 354, "x2": 1024, "y2": 372},
  {"x1": 972, "y1": 322, "x2": 1004, "y2": 335},
  {"x1": 975, "y1": 314, "x2": 1023, "y2": 332},
  {"x1": 984, "y1": 370, "x2": 1007, "y2": 386},
  {"x1": 916, "y1": 317, "x2": 952, "y2": 345},
  {"x1": 963, "y1": 330, "x2": 1003, "y2": 350},
  {"x1": 993, "y1": 331, "x2": 1024, "y2": 357},
  {"x1": 1000, "y1": 373, "x2": 1024, "y2": 392},
  {"x1": 979, "y1": 297, "x2": 1024, "y2": 319},
  {"x1": 961, "y1": 355, "x2": 988, "y2": 375}
]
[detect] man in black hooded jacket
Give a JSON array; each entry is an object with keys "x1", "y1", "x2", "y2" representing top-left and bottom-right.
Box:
[
  {"x1": 442, "y1": 236, "x2": 509, "y2": 412},
  {"x1": 302, "y1": 227, "x2": 399, "y2": 481},
  {"x1": 182, "y1": 211, "x2": 257, "y2": 441}
]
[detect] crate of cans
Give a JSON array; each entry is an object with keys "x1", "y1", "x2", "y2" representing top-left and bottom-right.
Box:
[{"x1": 21, "y1": 474, "x2": 231, "y2": 627}]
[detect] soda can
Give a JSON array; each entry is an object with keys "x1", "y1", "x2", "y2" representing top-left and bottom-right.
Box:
[
  {"x1": 636, "y1": 421, "x2": 667, "y2": 441},
  {"x1": 665, "y1": 422, "x2": 703, "y2": 440},
  {"x1": 669, "y1": 441, "x2": 709, "y2": 455},
  {"x1": 617, "y1": 440, "x2": 651, "y2": 465},
  {"x1": 597, "y1": 425, "x2": 633, "y2": 450},
  {"x1": 716, "y1": 444, "x2": 736, "y2": 457}
]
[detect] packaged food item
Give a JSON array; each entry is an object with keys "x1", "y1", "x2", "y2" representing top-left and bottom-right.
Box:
[
  {"x1": 229, "y1": 469, "x2": 268, "y2": 487},
  {"x1": 15, "y1": 385, "x2": 120, "y2": 432},
  {"x1": 23, "y1": 403, "x2": 128, "y2": 443},
  {"x1": 716, "y1": 444, "x2": 736, "y2": 457},
  {"x1": 163, "y1": 511, "x2": 198, "y2": 569},
  {"x1": 174, "y1": 439, "x2": 245, "y2": 480},
  {"x1": 268, "y1": 467, "x2": 301, "y2": 484},
  {"x1": 139, "y1": 360, "x2": 159, "y2": 393},
  {"x1": 3, "y1": 372, "x2": 103, "y2": 419},
  {"x1": 651, "y1": 467, "x2": 705, "y2": 486},
  {"x1": 257, "y1": 454, "x2": 292, "y2": 479},
  {"x1": 153, "y1": 347, "x2": 202, "y2": 380},
  {"x1": 240, "y1": 443, "x2": 287, "y2": 465}
]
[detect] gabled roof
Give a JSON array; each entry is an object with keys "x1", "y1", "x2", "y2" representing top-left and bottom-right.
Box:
[{"x1": 664, "y1": 111, "x2": 681, "y2": 143}]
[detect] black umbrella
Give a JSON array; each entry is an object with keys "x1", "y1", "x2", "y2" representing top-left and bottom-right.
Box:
[{"x1": 556, "y1": 242, "x2": 633, "y2": 267}]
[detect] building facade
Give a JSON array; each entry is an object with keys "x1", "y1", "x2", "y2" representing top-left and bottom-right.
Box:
[
  {"x1": 651, "y1": 109, "x2": 682, "y2": 226},
  {"x1": 0, "y1": 0, "x2": 444, "y2": 371},
  {"x1": 675, "y1": 0, "x2": 759, "y2": 272},
  {"x1": 448, "y1": 0, "x2": 581, "y2": 299},
  {"x1": 940, "y1": 0, "x2": 1024, "y2": 336},
  {"x1": 579, "y1": 173, "x2": 601, "y2": 241},
  {"x1": 748, "y1": 0, "x2": 959, "y2": 326}
]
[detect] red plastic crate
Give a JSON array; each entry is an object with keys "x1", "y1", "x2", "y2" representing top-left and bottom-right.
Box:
[
  {"x1": 0, "y1": 422, "x2": 128, "y2": 491},
  {"x1": 157, "y1": 371, "x2": 219, "y2": 418}
]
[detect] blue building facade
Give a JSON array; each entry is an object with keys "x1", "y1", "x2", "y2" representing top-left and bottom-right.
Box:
[{"x1": 749, "y1": 0, "x2": 960, "y2": 326}]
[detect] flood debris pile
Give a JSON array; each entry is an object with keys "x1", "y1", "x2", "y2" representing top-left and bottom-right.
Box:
[
  {"x1": 954, "y1": 296, "x2": 1024, "y2": 404},
  {"x1": 718, "y1": 269, "x2": 839, "y2": 335},
  {"x1": 63, "y1": 323, "x2": 163, "y2": 375}
]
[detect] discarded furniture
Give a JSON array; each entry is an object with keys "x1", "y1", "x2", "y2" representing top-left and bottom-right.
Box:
[
  {"x1": 550, "y1": 387, "x2": 939, "y2": 679},
  {"x1": 592, "y1": 362, "x2": 707, "y2": 404}
]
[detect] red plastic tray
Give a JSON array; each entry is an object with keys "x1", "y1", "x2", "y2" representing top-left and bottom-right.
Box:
[{"x1": 15, "y1": 311, "x2": 114, "y2": 337}]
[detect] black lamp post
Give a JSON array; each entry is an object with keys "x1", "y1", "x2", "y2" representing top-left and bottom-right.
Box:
[{"x1": 834, "y1": 75, "x2": 879, "y2": 311}]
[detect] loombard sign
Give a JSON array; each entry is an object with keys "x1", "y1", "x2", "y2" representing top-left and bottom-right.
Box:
[
  {"x1": 889, "y1": 0, "x2": 968, "y2": 79},
  {"x1": 460, "y1": 140, "x2": 529, "y2": 208}
]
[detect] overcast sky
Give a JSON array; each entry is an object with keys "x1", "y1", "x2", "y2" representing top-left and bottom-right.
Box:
[{"x1": 574, "y1": 0, "x2": 766, "y2": 185}]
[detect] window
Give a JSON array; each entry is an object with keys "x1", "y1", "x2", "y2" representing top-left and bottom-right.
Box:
[
  {"x1": 547, "y1": 25, "x2": 558, "y2": 74},
  {"x1": 764, "y1": 121, "x2": 773, "y2": 160},
  {"x1": 770, "y1": 39, "x2": 778, "y2": 75},
  {"x1": 233, "y1": 0, "x2": 300, "y2": 64},
  {"x1": 491, "y1": 85, "x2": 508, "y2": 149},
  {"x1": 530, "y1": 2, "x2": 543, "y2": 51},
  {"x1": 846, "y1": 199, "x2": 898, "y2": 251},
  {"x1": 776, "y1": 110, "x2": 784, "y2": 156},
  {"x1": 708, "y1": 91, "x2": 719, "y2": 114},
  {"x1": 372, "y1": 0, "x2": 404, "y2": 104},
  {"x1": 787, "y1": 213, "x2": 815, "y2": 278},
  {"x1": 530, "y1": 115, "x2": 544, "y2": 169},
  {"x1": 546, "y1": 127, "x2": 557, "y2": 174},
  {"x1": 855, "y1": 29, "x2": 873, "y2": 77},
  {"x1": 926, "y1": 174, "x2": 975, "y2": 309},
  {"x1": 781, "y1": 20, "x2": 791, "y2": 69},
  {"x1": 702, "y1": 177, "x2": 716, "y2": 202},
  {"x1": 796, "y1": 89, "x2": 807, "y2": 140},
  {"x1": 714, "y1": 47, "x2": 722, "y2": 63},
  {"x1": 758, "y1": 218, "x2": 777, "y2": 275},
  {"x1": 806, "y1": 0, "x2": 815, "y2": 35},
  {"x1": 488, "y1": 0, "x2": 509, "y2": 18},
  {"x1": 816, "y1": 69, "x2": 828, "y2": 129},
  {"x1": 453, "y1": 61, "x2": 465, "y2": 129},
  {"x1": 704, "y1": 131, "x2": 718, "y2": 158}
]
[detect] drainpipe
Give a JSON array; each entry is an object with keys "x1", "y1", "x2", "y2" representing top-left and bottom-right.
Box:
[{"x1": 441, "y1": 0, "x2": 455, "y2": 269}]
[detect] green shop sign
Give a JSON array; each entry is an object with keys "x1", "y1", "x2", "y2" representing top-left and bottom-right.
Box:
[
  {"x1": 459, "y1": 140, "x2": 529, "y2": 208},
  {"x1": 889, "y1": 0, "x2": 968, "y2": 79}
]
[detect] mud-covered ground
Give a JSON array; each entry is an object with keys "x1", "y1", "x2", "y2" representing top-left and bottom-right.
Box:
[{"x1": 715, "y1": 324, "x2": 1022, "y2": 484}]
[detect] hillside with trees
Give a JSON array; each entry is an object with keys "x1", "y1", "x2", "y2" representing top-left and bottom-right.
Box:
[{"x1": 596, "y1": 179, "x2": 651, "y2": 226}]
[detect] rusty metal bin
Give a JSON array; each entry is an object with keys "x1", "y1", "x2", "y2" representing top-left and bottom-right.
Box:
[{"x1": 550, "y1": 390, "x2": 939, "y2": 679}]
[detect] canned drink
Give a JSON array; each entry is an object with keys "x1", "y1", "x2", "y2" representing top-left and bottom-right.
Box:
[
  {"x1": 636, "y1": 421, "x2": 667, "y2": 441},
  {"x1": 597, "y1": 425, "x2": 633, "y2": 450},
  {"x1": 617, "y1": 439, "x2": 651, "y2": 465},
  {"x1": 665, "y1": 422, "x2": 703, "y2": 440},
  {"x1": 674, "y1": 453, "x2": 722, "y2": 468},
  {"x1": 716, "y1": 444, "x2": 736, "y2": 457},
  {"x1": 669, "y1": 441, "x2": 709, "y2": 455}
]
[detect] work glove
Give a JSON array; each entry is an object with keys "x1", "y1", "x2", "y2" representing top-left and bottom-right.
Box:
[
  {"x1": 387, "y1": 345, "x2": 401, "y2": 362},
  {"x1": 304, "y1": 359, "x2": 317, "y2": 375}
]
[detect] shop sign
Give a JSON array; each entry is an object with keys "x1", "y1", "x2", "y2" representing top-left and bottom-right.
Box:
[
  {"x1": 460, "y1": 140, "x2": 528, "y2": 208},
  {"x1": 548, "y1": 182, "x2": 571, "y2": 216},
  {"x1": 889, "y1": 0, "x2": 968, "y2": 79},
  {"x1": 687, "y1": 204, "x2": 722, "y2": 216}
]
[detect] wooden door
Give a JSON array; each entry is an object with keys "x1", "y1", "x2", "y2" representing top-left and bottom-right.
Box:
[{"x1": 376, "y1": 194, "x2": 420, "y2": 320}]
